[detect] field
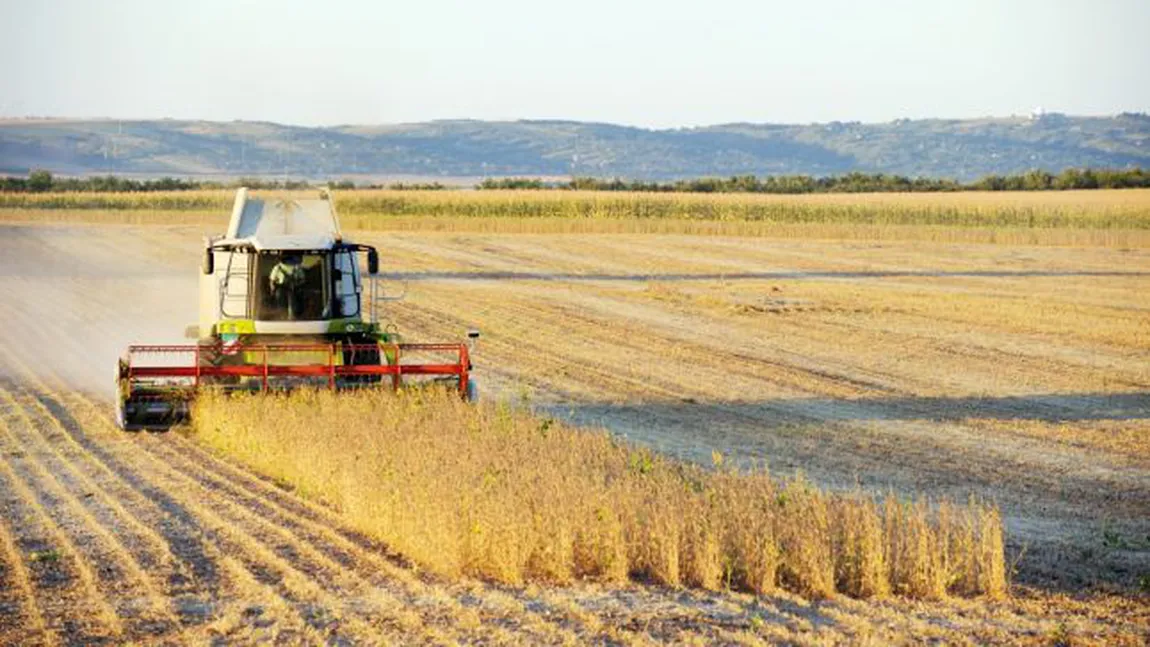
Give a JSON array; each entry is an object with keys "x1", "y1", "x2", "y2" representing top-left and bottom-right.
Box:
[
  {"x1": 192, "y1": 388, "x2": 1006, "y2": 601},
  {"x1": 0, "y1": 190, "x2": 1147, "y2": 644}
]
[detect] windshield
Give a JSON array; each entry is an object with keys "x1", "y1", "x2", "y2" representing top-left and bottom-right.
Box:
[{"x1": 255, "y1": 251, "x2": 330, "y2": 321}]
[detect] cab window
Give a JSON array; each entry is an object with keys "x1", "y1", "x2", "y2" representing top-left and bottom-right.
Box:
[{"x1": 255, "y1": 251, "x2": 330, "y2": 321}]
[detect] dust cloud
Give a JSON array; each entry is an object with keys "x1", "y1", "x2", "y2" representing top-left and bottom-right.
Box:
[{"x1": 0, "y1": 224, "x2": 200, "y2": 398}]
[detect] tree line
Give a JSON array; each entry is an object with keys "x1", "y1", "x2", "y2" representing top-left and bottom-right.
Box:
[
  {"x1": 0, "y1": 171, "x2": 310, "y2": 193},
  {"x1": 0, "y1": 172, "x2": 452, "y2": 193},
  {"x1": 3, "y1": 167, "x2": 1147, "y2": 194},
  {"x1": 481, "y1": 168, "x2": 1150, "y2": 192}
]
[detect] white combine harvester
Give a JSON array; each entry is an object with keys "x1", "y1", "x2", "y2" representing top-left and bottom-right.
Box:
[{"x1": 115, "y1": 188, "x2": 477, "y2": 429}]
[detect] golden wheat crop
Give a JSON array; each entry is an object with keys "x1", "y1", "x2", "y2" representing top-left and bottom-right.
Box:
[{"x1": 191, "y1": 387, "x2": 1006, "y2": 600}]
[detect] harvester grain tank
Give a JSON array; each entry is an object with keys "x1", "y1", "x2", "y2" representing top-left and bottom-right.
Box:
[{"x1": 114, "y1": 188, "x2": 477, "y2": 429}]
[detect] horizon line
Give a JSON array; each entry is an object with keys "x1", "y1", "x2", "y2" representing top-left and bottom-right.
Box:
[{"x1": 1, "y1": 110, "x2": 1148, "y2": 131}]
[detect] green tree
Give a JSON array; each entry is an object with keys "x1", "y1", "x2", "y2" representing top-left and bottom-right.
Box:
[
  {"x1": 27, "y1": 169, "x2": 54, "y2": 192},
  {"x1": 1021, "y1": 169, "x2": 1054, "y2": 191}
]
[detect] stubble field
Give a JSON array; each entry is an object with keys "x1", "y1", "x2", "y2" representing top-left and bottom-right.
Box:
[{"x1": 0, "y1": 191, "x2": 1147, "y2": 644}]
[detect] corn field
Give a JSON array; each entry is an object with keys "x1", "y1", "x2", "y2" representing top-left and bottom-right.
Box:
[{"x1": 2, "y1": 188, "x2": 1149, "y2": 229}]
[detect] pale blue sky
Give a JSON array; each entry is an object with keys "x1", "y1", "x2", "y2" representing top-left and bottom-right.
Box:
[{"x1": 1, "y1": 0, "x2": 1147, "y2": 128}]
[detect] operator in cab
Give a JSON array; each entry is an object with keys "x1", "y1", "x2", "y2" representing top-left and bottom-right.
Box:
[{"x1": 268, "y1": 253, "x2": 307, "y2": 319}]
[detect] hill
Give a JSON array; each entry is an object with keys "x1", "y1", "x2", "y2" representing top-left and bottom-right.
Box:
[{"x1": 1, "y1": 113, "x2": 1147, "y2": 181}]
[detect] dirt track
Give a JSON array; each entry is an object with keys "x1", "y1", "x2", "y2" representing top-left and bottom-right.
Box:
[{"x1": 0, "y1": 222, "x2": 1148, "y2": 644}]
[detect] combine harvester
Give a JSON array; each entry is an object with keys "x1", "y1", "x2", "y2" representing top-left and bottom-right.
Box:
[{"x1": 114, "y1": 188, "x2": 477, "y2": 429}]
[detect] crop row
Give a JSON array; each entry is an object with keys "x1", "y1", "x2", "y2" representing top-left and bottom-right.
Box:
[{"x1": 193, "y1": 388, "x2": 1006, "y2": 600}]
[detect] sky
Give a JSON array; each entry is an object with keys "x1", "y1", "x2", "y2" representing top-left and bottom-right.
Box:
[{"x1": 1, "y1": 0, "x2": 1147, "y2": 128}]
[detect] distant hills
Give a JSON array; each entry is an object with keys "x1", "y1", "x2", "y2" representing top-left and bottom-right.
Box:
[{"x1": 1, "y1": 114, "x2": 1147, "y2": 181}]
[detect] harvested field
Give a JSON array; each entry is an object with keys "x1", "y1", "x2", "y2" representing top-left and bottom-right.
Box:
[{"x1": 0, "y1": 218, "x2": 1147, "y2": 644}]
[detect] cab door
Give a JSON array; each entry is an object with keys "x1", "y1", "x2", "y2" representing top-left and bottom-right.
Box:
[{"x1": 333, "y1": 250, "x2": 360, "y2": 318}]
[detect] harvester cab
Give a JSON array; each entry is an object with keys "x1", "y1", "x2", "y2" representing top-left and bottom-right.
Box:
[
  {"x1": 115, "y1": 188, "x2": 477, "y2": 430},
  {"x1": 195, "y1": 189, "x2": 384, "y2": 344}
]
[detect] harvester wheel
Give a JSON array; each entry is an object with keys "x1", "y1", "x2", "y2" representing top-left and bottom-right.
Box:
[
  {"x1": 466, "y1": 378, "x2": 479, "y2": 402},
  {"x1": 343, "y1": 340, "x2": 383, "y2": 386}
]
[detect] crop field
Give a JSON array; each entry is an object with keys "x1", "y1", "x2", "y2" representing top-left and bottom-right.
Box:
[
  {"x1": 0, "y1": 190, "x2": 1148, "y2": 644},
  {"x1": 193, "y1": 388, "x2": 1006, "y2": 601},
  {"x1": 4, "y1": 188, "x2": 1150, "y2": 248}
]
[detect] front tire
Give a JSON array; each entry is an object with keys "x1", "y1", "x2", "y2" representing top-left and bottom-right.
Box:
[{"x1": 343, "y1": 338, "x2": 383, "y2": 386}]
